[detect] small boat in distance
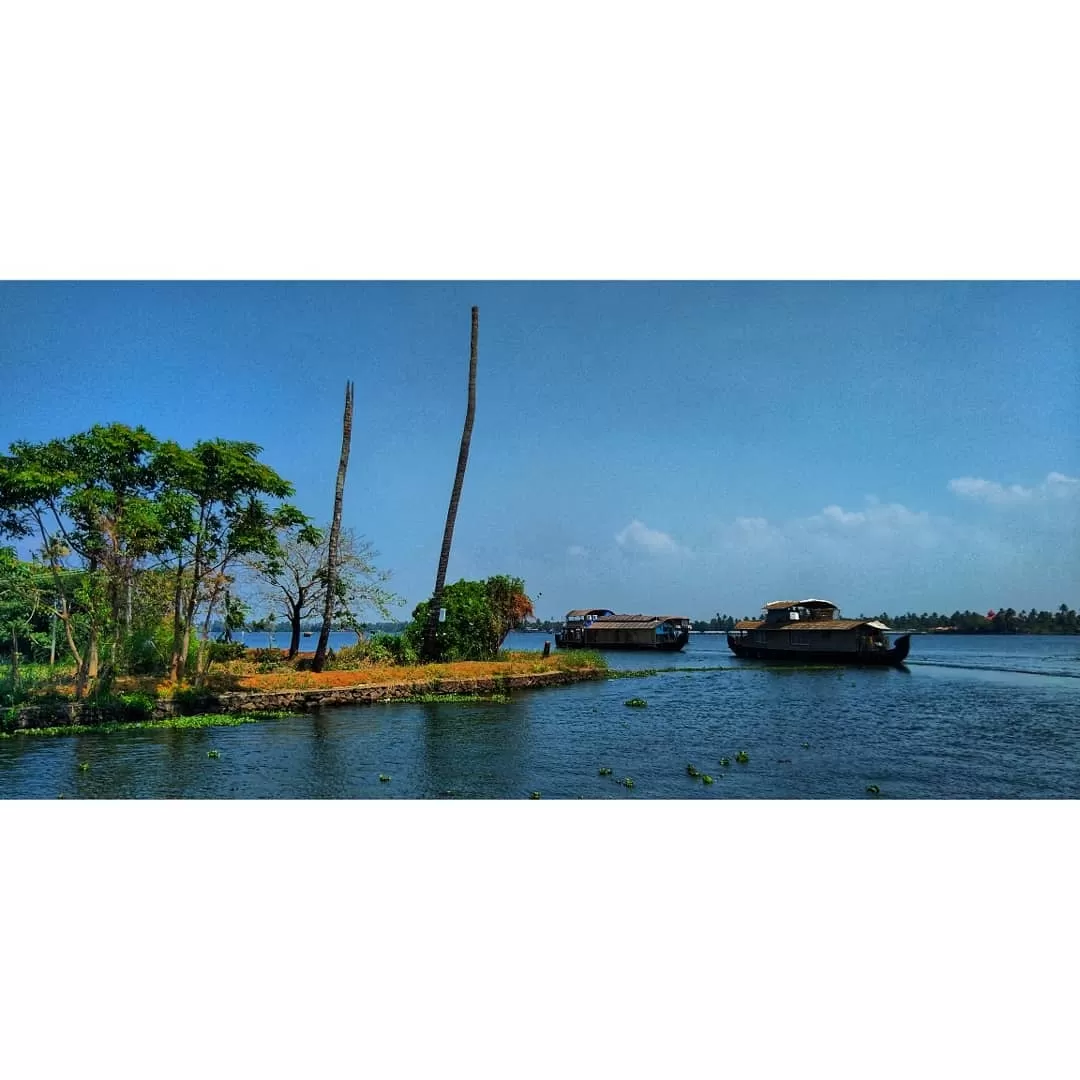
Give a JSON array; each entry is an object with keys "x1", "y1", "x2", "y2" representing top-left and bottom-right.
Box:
[
  {"x1": 555, "y1": 609, "x2": 691, "y2": 651},
  {"x1": 726, "y1": 599, "x2": 911, "y2": 666}
]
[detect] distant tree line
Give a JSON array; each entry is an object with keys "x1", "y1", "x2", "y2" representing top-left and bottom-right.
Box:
[
  {"x1": 522, "y1": 606, "x2": 1080, "y2": 635},
  {"x1": 875, "y1": 605, "x2": 1078, "y2": 634}
]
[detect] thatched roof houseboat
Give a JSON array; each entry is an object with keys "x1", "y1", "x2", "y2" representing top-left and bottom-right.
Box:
[
  {"x1": 726, "y1": 599, "x2": 910, "y2": 666},
  {"x1": 556, "y1": 609, "x2": 690, "y2": 651}
]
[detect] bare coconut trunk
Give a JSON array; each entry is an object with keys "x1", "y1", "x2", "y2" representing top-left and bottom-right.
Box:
[
  {"x1": 422, "y1": 306, "x2": 478, "y2": 662},
  {"x1": 312, "y1": 381, "x2": 354, "y2": 672}
]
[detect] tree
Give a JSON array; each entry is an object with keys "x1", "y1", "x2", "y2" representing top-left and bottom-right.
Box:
[
  {"x1": 405, "y1": 575, "x2": 534, "y2": 662},
  {"x1": 0, "y1": 547, "x2": 42, "y2": 697},
  {"x1": 152, "y1": 438, "x2": 306, "y2": 683},
  {"x1": 423, "y1": 306, "x2": 478, "y2": 662},
  {"x1": 246, "y1": 523, "x2": 398, "y2": 659},
  {"x1": 0, "y1": 424, "x2": 164, "y2": 696},
  {"x1": 484, "y1": 574, "x2": 535, "y2": 648},
  {"x1": 313, "y1": 381, "x2": 354, "y2": 673}
]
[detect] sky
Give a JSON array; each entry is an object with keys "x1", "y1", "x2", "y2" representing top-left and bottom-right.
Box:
[{"x1": 1, "y1": 280, "x2": 1076, "y2": 622}]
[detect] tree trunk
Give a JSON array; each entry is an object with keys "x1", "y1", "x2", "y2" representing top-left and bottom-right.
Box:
[
  {"x1": 10, "y1": 627, "x2": 18, "y2": 698},
  {"x1": 422, "y1": 306, "x2": 478, "y2": 662},
  {"x1": 287, "y1": 599, "x2": 303, "y2": 660},
  {"x1": 312, "y1": 381, "x2": 354, "y2": 672}
]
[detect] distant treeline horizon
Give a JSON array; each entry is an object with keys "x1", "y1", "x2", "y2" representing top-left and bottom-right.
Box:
[
  {"x1": 217, "y1": 605, "x2": 1080, "y2": 638},
  {"x1": 519, "y1": 605, "x2": 1080, "y2": 635}
]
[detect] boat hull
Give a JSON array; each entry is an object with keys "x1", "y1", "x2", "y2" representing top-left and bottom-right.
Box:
[
  {"x1": 726, "y1": 633, "x2": 910, "y2": 666},
  {"x1": 555, "y1": 631, "x2": 689, "y2": 652}
]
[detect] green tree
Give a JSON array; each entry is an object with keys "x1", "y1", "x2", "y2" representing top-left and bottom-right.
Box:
[
  {"x1": 0, "y1": 547, "x2": 42, "y2": 698},
  {"x1": 152, "y1": 438, "x2": 306, "y2": 683},
  {"x1": 0, "y1": 424, "x2": 164, "y2": 696},
  {"x1": 405, "y1": 575, "x2": 533, "y2": 662}
]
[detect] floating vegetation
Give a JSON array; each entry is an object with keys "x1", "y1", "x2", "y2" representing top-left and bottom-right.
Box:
[
  {"x1": 598, "y1": 767, "x2": 613, "y2": 776},
  {"x1": 686, "y1": 764, "x2": 700, "y2": 777},
  {"x1": 1, "y1": 712, "x2": 283, "y2": 740},
  {"x1": 529, "y1": 791, "x2": 542, "y2": 799},
  {"x1": 378, "y1": 774, "x2": 391, "y2": 782},
  {"x1": 735, "y1": 750, "x2": 750, "y2": 764},
  {"x1": 718, "y1": 757, "x2": 731, "y2": 767},
  {"x1": 801, "y1": 742, "x2": 810, "y2": 749},
  {"x1": 623, "y1": 698, "x2": 647, "y2": 708},
  {"x1": 399, "y1": 693, "x2": 511, "y2": 704},
  {"x1": 78, "y1": 762, "x2": 90, "y2": 771},
  {"x1": 701, "y1": 774, "x2": 714, "y2": 784},
  {"x1": 865, "y1": 784, "x2": 881, "y2": 796},
  {"x1": 622, "y1": 777, "x2": 635, "y2": 788},
  {"x1": 207, "y1": 750, "x2": 220, "y2": 759}
]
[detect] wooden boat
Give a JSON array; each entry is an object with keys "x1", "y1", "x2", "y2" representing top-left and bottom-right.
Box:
[
  {"x1": 555, "y1": 609, "x2": 691, "y2": 651},
  {"x1": 726, "y1": 599, "x2": 911, "y2": 666}
]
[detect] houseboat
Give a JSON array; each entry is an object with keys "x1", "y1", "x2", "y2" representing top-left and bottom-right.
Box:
[
  {"x1": 555, "y1": 609, "x2": 691, "y2": 651},
  {"x1": 726, "y1": 599, "x2": 911, "y2": 666}
]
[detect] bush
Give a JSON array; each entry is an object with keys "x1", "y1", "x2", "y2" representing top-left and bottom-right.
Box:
[
  {"x1": 326, "y1": 633, "x2": 417, "y2": 670},
  {"x1": 206, "y1": 641, "x2": 247, "y2": 665}
]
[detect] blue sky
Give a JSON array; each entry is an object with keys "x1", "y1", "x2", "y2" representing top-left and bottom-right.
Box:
[{"x1": 1, "y1": 281, "x2": 1076, "y2": 621}]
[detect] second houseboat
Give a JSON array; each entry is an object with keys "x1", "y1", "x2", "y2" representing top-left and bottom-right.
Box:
[{"x1": 555, "y1": 609, "x2": 691, "y2": 651}]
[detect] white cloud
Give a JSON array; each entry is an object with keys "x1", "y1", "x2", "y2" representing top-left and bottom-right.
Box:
[
  {"x1": 948, "y1": 471, "x2": 1080, "y2": 506},
  {"x1": 614, "y1": 519, "x2": 683, "y2": 556}
]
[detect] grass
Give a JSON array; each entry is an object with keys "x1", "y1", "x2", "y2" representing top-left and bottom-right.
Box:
[{"x1": 6, "y1": 650, "x2": 608, "y2": 702}]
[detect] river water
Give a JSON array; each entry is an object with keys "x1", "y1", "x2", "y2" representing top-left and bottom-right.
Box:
[{"x1": 2, "y1": 631, "x2": 1077, "y2": 799}]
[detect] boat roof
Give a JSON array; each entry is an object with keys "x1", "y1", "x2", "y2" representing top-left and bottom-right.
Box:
[
  {"x1": 764, "y1": 598, "x2": 838, "y2": 610},
  {"x1": 565, "y1": 608, "x2": 615, "y2": 617},
  {"x1": 734, "y1": 618, "x2": 893, "y2": 631},
  {"x1": 592, "y1": 614, "x2": 688, "y2": 629}
]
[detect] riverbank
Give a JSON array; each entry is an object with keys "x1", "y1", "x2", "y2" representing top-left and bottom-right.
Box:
[{"x1": 4, "y1": 662, "x2": 607, "y2": 733}]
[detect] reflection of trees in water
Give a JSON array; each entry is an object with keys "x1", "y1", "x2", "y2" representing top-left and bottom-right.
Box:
[
  {"x1": 304, "y1": 712, "x2": 361, "y2": 797},
  {"x1": 419, "y1": 700, "x2": 531, "y2": 798}
]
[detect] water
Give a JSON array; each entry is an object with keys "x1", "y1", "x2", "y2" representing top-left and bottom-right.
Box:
[{"x1": 2, "y1": 632, "x2": 1077, "y2": 799}]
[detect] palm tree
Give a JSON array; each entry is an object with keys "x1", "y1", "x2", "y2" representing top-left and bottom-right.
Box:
[
  {"x1": 312, "y1": 380, "x2": 354, "y2": 672},
  {"x1": 422, "y1": 307, "x2": 478, "y2": 661}
]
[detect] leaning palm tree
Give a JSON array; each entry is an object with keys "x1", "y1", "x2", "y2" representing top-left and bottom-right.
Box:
[
  {"x1": 422, "y1": 306, "x2": 478, "y2": 661},
  {"x1": 312, "y1": 380, "x2": 354, "y2": 672}
]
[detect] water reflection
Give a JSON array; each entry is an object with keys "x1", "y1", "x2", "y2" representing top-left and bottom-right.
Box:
[{"x1": 419, "y1": 700, "x2": 531, "y2": 798}]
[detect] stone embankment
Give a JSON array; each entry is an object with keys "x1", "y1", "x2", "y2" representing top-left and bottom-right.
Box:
[{"x1": 9, "y1": 667, "x2": 607, "y2": 730}]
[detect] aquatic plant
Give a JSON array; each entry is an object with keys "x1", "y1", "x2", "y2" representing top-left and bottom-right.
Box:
[
  {"x1": 701, "y1": 774, "x2": 714, "y2": 784},
  {"x1": 865, "y1": 784, "x2": 881, "y2": 796},
  {"x1": 207, "y1": 750, "x2": 220, "y2": 759},
  {"x1": 598, "y1": 767, "x2": 613, "y2": 776},
  {"x1": 622, "y1": 777, "x2": 635, "y2": 788},
  {"x1": 735, "y1": 750, "x2": 750, "y2": 764},
  {"x1": 378, "y1": 773, "x2": 391, "y2": 782},
  {"x1": 78, "y1": 762, "x2": 90, "y2": 771},
  {"x1": 623, "y1": 698, "x2": 647, "y2": 708},
  {"x1": 718, "y1": 757, "x2": 731, "y2": 767},
  {"x1": 686, "y1": 764, "x2": 700, "y2": 777},
  {"x1": 801, "y1": 742, "x2": 810, "y2": 749},
  {"x1": 529, "y1": 791, "x2": 541, "y2": 799}
]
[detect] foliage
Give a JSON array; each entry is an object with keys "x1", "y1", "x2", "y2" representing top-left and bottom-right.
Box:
[
  {"x1": 326, "y1": 632, "x2": 417, "y2": 670},
  {"x1": 404, "y1": 576, "x2": 535, "y2": 662},
  {"x1": 243, "y1": 523, "x2": 399, "y2": 659},
  {"x1": 0, "y1": 425, "x2": 310, "y2": 696},
  {"x1": 624, "y1": 697, "x2": 647, "y2": 707}
]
